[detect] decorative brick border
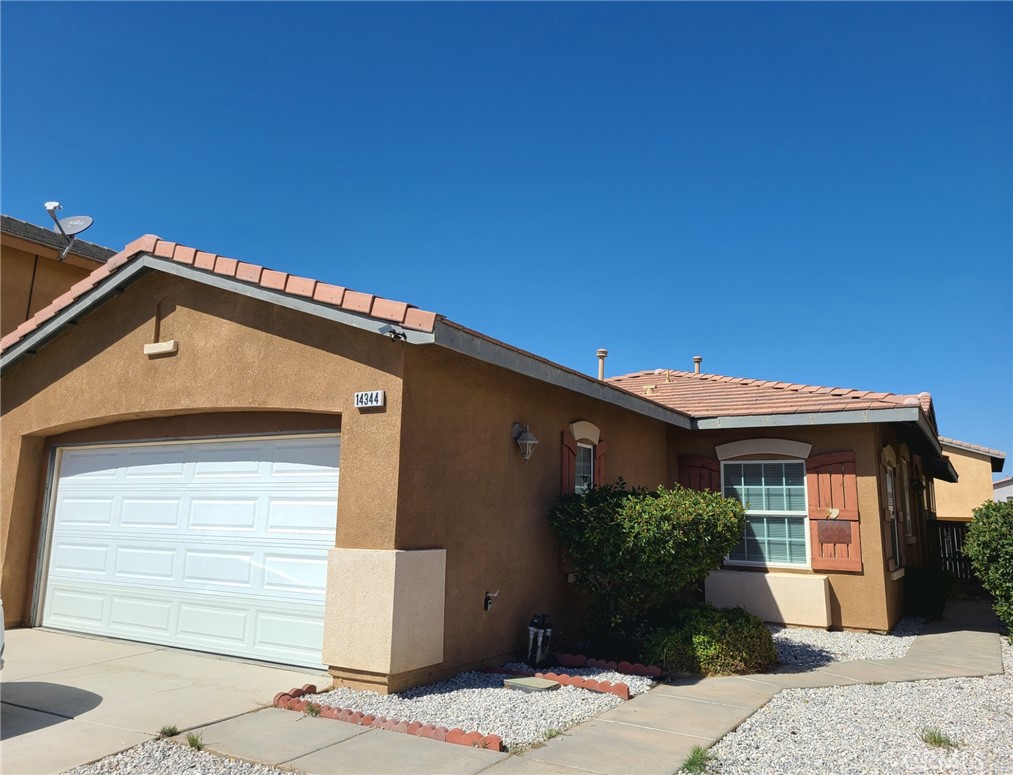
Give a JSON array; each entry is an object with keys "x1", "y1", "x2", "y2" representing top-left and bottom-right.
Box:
[
  {"x1": 533, "y1": 671, "x2": 630, "y2": 700},
  {"x1": 555, "y1": 653, "x2": 663, "y2": 678},
  {"x1": 273, "y1": 685, "x2": 504, "y2": 752},
  {"x1": 480, "y1": 665, "x2": 632, "y2": 700}
]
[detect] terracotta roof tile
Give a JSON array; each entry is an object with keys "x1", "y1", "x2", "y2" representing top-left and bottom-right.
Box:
[
  {"x1": 0, "y1": 231, "x2": 443, "y2": 355},
  {"x1": 342, "y1": 291, "x2": 374, "y2": 314},
  {"x1": 284, "y1": 275, "x2": 316, "y2": 298},
  {"x1": 235, "y1": 262, "x2": 263, "y2": 284},
  {"x1": 173, "y1": 245, "x2": 197, "y2": 265},
  {"x1": 313, "y1": 282, "x2": 346, "y2": 305},
  {"x1": 606, "y1": 368, "x2": 936, "y2": 423},
  {"x1": 260, "y1": 268, "x2": 288, "y2": 290}
]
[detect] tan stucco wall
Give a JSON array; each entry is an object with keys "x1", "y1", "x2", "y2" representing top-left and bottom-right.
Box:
[
  {"x1": 384, "y1": 343, "x2": 673, "y2": 686},
  {"x1": 668, "y1": 424, "x2": 892, "y2": 631},
  {"x1": 934, "y1": 446, "x2": 996, "y2": 521},
  {"x1": 1, "y1": 243, "x2": 94, "y2": 337},
  {"x1": 1, "y1": 270, "x2": 406, "y2": 626}
]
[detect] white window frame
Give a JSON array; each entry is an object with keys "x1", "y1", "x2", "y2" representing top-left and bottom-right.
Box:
[
  {"x1": 575, "y1": 442, "x2": 594, "y2": 494},
  {"x1": 901, "y1": 458, "x2": 914, "y2": 539},
  {"x1": 882, "y1": 458, "x2": 903, "y2": 571},
  {"x1": 721, "y1": 458, "x2": 812, "y2": 570}
]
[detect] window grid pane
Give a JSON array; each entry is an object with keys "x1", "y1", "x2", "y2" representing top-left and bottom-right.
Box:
[
  {"x1": 575, "y1": 445, "x2": 594, "y2": 494},
  {"x1": 725, "y1": 461, "x2": 807, "y2": 565}
]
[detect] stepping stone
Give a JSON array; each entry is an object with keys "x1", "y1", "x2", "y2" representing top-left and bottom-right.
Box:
[{"x1": 504, "y1": 676, "x2": 560, "y2": 692}]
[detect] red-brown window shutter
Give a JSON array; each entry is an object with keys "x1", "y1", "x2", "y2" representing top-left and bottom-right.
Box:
[
  {"x1": 806, "y1": 451, "x2": 862, "y2": 572},
  {"x1": 561, "y1": 430, "x2": 578, "y2": 495},
  {"x1": 677, "y1": 455, "x2": 720, "y2": 492},
  {"x1": 593, "y1": 441, "x2": 607, "y2": 487}
]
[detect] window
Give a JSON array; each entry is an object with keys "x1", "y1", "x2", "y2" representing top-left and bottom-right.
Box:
[
  {"x1": 575, "y1": 443, "x2": 594, "y2": 494},
  {"x1": 723, "y1": 461, "x2": 808, "y2": 566},
  {"x1": 901, "y1": 459, "x2": 913, "y2": 539}
]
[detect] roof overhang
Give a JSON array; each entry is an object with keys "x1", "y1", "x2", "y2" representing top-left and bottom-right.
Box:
[
  {"x1": 0, "y1": 254, "x2": 435, "y2": 374},
  {"x1": 694, "y1": 406, "x2": 958, "y2": 482},
  {"x1": 0, "y1": 255, "x2": 695, "y2": 430},
  {"x1": 925, "y1": 456, "x2": 960, "y2": 483}
]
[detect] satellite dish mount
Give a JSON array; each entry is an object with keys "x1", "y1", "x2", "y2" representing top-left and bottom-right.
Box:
[{"x1": 44, "y1": 201, "x2": 94, "y2": 260}]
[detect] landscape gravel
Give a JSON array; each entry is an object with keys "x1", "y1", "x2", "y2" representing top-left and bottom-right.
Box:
[
  {"x1": 306, "y1": 666, "x2": 626, "y2": 748},
  {"x1": 770, "y1": 616, "x2": 925, "y2": 667},
  {"x1": 63, "y1": 739, "x2": 286, "y2": 775},
  {"x1": 704, "y1": 636, "x2": 1013, "y2": 775}
]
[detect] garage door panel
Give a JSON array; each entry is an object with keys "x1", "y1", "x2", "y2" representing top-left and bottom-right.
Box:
[
  {"x1": 114, "y1": 547, "x2": 176, "y2": 580},
  {"x1": 43, "y1": 435, "x2": 338, "y2": 668},
  {"x1": 56, "y1": 496, "x2": 115, "y2": 526}
]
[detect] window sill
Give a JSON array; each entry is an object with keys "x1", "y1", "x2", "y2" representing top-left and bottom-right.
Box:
[
  {"x1": 725, "y1": 561, "x2": 811, "y2": 571},
  {"x1": 890, "y1": 568, "x2": 906, "y2": 581}
]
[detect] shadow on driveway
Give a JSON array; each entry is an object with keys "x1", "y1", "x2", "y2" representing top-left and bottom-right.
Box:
[{"x1": 0, "y1": 682, "x2": 103, "y2": 740}]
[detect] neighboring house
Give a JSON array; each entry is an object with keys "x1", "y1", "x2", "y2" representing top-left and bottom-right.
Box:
[
  {"x1": 0, "y1": 221, "x2": 965, "y2": 693},
  {"x1": 934, "y1": 437, "x2": 1006, "y2": 520},
  {"x1": 0, "y1": 215, "x2": 116, "y2": 337},
  {"x1": 995, "y1": 476, "x2": 1013, "y2": 502}
]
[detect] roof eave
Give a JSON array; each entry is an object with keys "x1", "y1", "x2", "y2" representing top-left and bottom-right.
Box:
[{"x1": 692, "y1": 406, "x2": 925, "y2": 430}]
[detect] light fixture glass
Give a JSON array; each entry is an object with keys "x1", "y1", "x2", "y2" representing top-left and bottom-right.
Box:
[{"x1": 513, "y1": 423, "x2": 539, "y2": 461}]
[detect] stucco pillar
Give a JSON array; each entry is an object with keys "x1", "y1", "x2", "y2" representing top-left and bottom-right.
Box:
[{"x1": 322, "y1": 548, "x2": 446, "y2": 692}]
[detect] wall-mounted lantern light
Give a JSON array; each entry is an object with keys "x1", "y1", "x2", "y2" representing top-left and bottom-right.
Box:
[{"x1": 512, "y1": 422, "x2": 539, "y2": 461}]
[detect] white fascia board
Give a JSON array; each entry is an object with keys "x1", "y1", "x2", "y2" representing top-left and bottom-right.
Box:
[
  {"x1": 692, "y1": 407, "x2": 923, "y2": 430},
  {"x1": 432, "y1": 320, "x2": 694, "y2": 429},
  {"x1": 0, "y1": 256, "x2": 435, "y2": 373}
]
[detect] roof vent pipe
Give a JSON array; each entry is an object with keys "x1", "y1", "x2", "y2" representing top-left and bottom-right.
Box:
[
  {"x1": 596, "y1": 349, "x2": 608, "y2": 380},
  {"x1": 693, "y1": 355, "x2": 702, "y2": 374}
]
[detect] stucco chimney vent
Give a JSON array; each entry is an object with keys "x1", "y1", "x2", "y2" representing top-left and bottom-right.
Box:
[
  {"x1": 693, "y1": 355, "x2": 702, "y2": 374},
  {"x1": 596, "y1": 349, "x2": 608, "y2": 380}
]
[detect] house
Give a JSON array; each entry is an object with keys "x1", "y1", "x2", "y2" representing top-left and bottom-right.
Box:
[
  {"x1": 1, "y1": 215, "x2": 116, "y2": 338},
  {"x1": 933, "y1": 438, "x2": 1006, "y2": 520},
  {"x1": 0, "y1": 219, "x2": 966, "y2": 693},
  {"x1": 995, "y1": 476, "x2": 1013, "y2": 502}
]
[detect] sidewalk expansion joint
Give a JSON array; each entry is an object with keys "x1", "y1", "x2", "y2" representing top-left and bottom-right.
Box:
[{"x1": 597, "y1": 718, "x2": 716, "y2": 741}]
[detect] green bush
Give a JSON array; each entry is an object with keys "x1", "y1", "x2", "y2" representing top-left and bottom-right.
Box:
[
  {"x1": 548, "y1": 481, "x2": 746, "y2": 648},
  {"x1": 963, "y1": 499, "x2": 1013, "y2": 631},
  {"x1": 643, "y1": 604, "x2": 778, "y2": 676},
  {"x1": 903, "y1": 566, "x2": 953, "y2": 620}
]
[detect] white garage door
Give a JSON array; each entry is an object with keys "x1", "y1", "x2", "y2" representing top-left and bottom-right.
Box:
[{"x1": 42, "y1": 434, "x2": 340, "y2": 668}]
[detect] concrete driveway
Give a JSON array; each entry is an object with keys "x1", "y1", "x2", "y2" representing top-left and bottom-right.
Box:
[{"x1": 0, "y1": 628, "x2": 326, "y2": 774}]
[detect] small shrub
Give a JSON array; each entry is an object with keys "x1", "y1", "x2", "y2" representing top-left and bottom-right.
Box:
[
  {"x1": 963, "y1": 500, "x2": 1013, "y2": 631},
  {"x1": 682, "y1": 745, "x2": 714, "y2": 773},
  {"x1": 549, "y1": 481, "x2": 746, "y2": 648},
  {"x1": 921, "y1": 727, "x2": 959, "y2": 749},
  {"x1": 644, "y1": 604, "x2": 777, "y2": 676},
  {"x1": 303, "y1": 702, "x2": 321, "y2": 717},
  {"x1": 158, "y1": 724, "x2": 179, "y2": 738},
  {"x1": 186, "y1": 732, "x2": 204, "y2": 750},
  {"x1": 904, "y1": 566, "x2": 953, "y2": 619}
]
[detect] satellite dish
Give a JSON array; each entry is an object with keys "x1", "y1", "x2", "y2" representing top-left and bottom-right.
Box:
[
  {"x1": 43, "y1": 201, "x2": 96, "y2": 260},
  {"x1": 55, "y1": 215, "x2": 93, "y2": 236}
]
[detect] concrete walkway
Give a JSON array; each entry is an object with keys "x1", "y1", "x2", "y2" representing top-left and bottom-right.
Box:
[
  {"x1": 484, "y1": 600, "x2": 1003, "y2": 775},
  {"x1": 2, "y1": 601, "x2": 1002, "y2": 774}
]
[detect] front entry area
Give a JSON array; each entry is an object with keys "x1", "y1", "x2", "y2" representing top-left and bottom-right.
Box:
[{"x1": 39, "y1": 434, "x2": 340, "y2": 668}]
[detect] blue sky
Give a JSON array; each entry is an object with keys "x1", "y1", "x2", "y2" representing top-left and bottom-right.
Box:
[{"x1": 3, "y1": 2, "x2": 1010, "y2": 468}]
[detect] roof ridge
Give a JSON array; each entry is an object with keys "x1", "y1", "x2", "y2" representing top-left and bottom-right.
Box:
[{"x1": 0, "y1": 233, "x2": 441, "y2": 353}]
